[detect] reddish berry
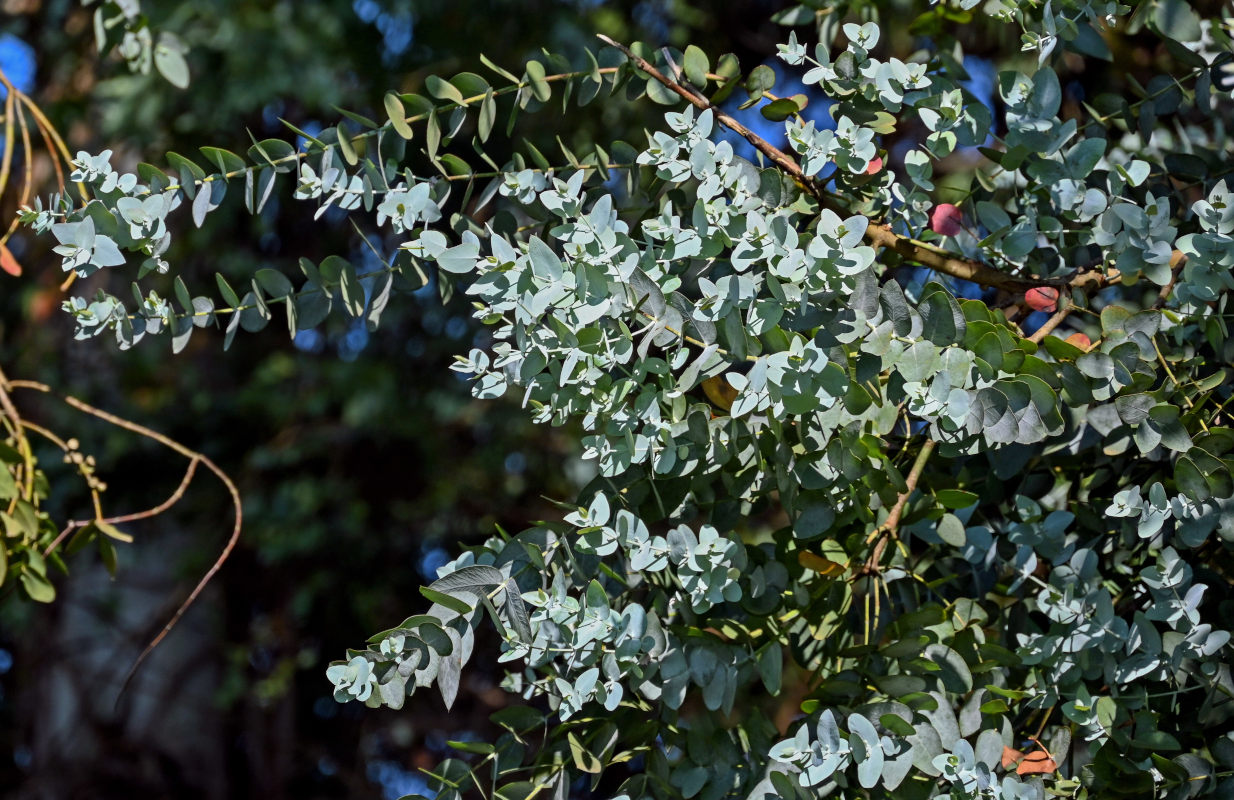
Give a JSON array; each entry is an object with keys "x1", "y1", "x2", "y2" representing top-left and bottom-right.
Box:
[
  {"x1": 929, "y1": 203, "x2": 963, "y2": 236},
  {"x1": 1064, "y1": 332, "x2": 1092, "y2": 351},
  {"x1": 1025, "y1": 286, "x2": 1060, "y2": 313},
  {"x1": 865, "y1": 156, "x2": 883, "y2": 175}
]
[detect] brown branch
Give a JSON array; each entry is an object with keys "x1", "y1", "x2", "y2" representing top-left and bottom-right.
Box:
[
  {"x1": 599, "y1": 36, "x2": 807, "y2": 187},
  {"x1": 860, "y1": 439, "x2": 936, "y2": 576},
  {"x1": 27, "y1": 99, "x2": 66, "y2": 197},
  {"x1": 0, "y1": 94, "x2": 34, "y2": 245},
  {"x1": 1027, "y1": 305, "x2": 1073, "y2": 344},
  {"x1": 599, "y1": 35, "x2": 1051, "y2": 294},
  {"x1": 42, "y1": 458, "x2": 200, "y2": 559},
  {"x1": 0, "y1": 368, "x2": 36, "y2": 504},
  {"x1": 8, "y1": 381, "x2": 243, "y2": 699},
  {"x1": 1031, "y1": 250, "x2": 1185, "y2": 342},
  {"x1": 59, "y1": 395, "x2": 243, "y2": 700},
  {"x1": 101, "y1": 458, "x2": 201, "y2": 525},
  {"x1": 863, "y1": 225, "x2": 1045, "y2": 293},
  {"x1": 0, "y1": 77, "x2": 15, "y2": 202}
]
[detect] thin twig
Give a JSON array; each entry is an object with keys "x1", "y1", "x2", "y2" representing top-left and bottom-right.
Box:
[
  {"x1": 1027, "y1": 304, "x2": 1073, "y2": 344},
  {"x1": 0, "y1": 93, "x2": 34, "y2": 245},
  {"x1": 42, "y1": 458, "x2": 201, "y2": 558},
  {"x1": 861, "y1": 439, "x2": 936, "y2": 576},
  {"x1": 0, "y1": 367, "x2": 36, "y2": 505},
  {"x1": 8, "y1": 382, "x2": 243, "y2": 699},
  {"x1": 60, "y1": 396, "x2": 243, "y2": 700},
  {"x1": 0, "y1": 78, "x2": 15, "y2": 203}
]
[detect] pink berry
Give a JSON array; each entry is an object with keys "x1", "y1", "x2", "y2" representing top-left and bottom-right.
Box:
[
  {"x1": 865, "y1": 156, "x2": 883, "y2": 175},
  {"x1": 929, "y1": 203, "x2": 964, "y2": 236},
  {"x1": 1025, "y1": 287, "x2": 1060, "y2": 313}
]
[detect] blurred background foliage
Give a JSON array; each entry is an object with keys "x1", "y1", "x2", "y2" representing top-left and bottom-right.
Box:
[{"x1": 0, "y1": 1, "x2": 793, "y2": 797}]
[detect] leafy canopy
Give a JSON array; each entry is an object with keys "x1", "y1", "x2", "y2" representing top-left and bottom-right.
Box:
[{"x1": 18, "y1": 0, "x2": 1234, "y2": 798}]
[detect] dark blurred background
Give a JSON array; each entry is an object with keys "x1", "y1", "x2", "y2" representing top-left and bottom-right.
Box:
[{"x1": 0, "y1": 2, "x2": 789, "y2": 797}]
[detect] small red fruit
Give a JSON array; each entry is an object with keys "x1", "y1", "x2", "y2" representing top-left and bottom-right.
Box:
[
  {"x1": 929, "y1": 203, "x2": 964, "y2": 236},
  {"x1": 865, "y1": 156, "x2": 883, "y2": 175},
  {"x1": 1025, "y1": 286, "x2": 1060, "y2": 313},
  {"x1": 1064, "y1": 332, "x2": 1092, "y2": 351}
]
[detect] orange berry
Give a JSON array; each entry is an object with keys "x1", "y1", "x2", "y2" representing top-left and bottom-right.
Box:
[{"x1": 1064, "y1": 332, "x2": 1092, "y2": 350}]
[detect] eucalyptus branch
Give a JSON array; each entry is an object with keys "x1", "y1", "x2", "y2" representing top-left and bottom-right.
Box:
[
  {"x1": 157, "y1": 66, "x2": 621, "y2": 195},
  {"x1": 598, "y1": 35, "x2": 1050, "y2": 295}
]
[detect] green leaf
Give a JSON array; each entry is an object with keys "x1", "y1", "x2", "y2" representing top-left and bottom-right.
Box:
[
  {"x1": 426, "y1": 111, "x2": 441, "y2": 162},
  {"x1": 710, "y1": 53, "x2": 741, "y2": 103},
  {"x1": 333, "y1": 106, "x2": 379, "y2": 129},
  {"x1": 0, "y1": 464, "x2": 17, "y2": 501},
  {"x1": 98, "y1": 535, "x2": 118, "y2": 577},
  {"x1": 1132, "y1": 730, "x2": 1181, "y2": 751},
  {"x1": 478, "y1": 90, "x2": 496, "y2": 142},
  {"x1": 427, "y1": 74, "x2": 467, "y2": 105},
  {"x1": 94, "y1": 520, "x2": 133, "y2": 543},
  {"x1": 435, "y1": 242, "x2": 480, "y2": 275},
  {"x1": 745, "y1": 64, "x2": 775, "y2": 98},
  {"x1": 936, "y1": 489, "x2": 978, "y2": 509},
  {"x1": 1152, "y1": 0, "x2": 1202, "y2": 43},
  {"x1": 880, "y1": 714, "x2": 916, "y2": 737},
  {"x1": 279, "y1": 118, "x2": 326, "y2": 149},
  {"x1": 922, "y1": 644, "x2": 973, "y2": 693},
  {"x1": 246, "y1": 138, "x2": 297, "y2": 173},
  {"x1": 644, "y1": 76, "x2": 678, "y2": 105},
  {"x1": 384, "y1": 93, "x2": 414, "y2": 140},
  {"x1": 524, "y1": 60, "x2": 551, "y2": 103},
  {"x1": 502, "y1": 578, "x2": 532, "y2": 642},
  {"x1": 449, "y1": 72, "x2": 490, "y2": 100},
  {"x1": 1115, "y1": 392, "x2": 1156, "y2": 425},
  {"x1": 420, "y1": 586, "x2": 474, "y2": 616},
  {"x1": 167, "y1": 151, "x2": 207, "y2": 185},
  {"x1": 431, "y1": 565, "x2": 505, "y2": 597},
  {"x1": 438, "y1": 154, "x2": 472, "y2": 177},
  {"x1": 340, "y1": 263, "x2": 365, "y2": 317},
  {"x1": 1148, "y1": 404, "x2": 1193, "y2": 452},
  {"x1": 937, "y1": 514, "x2": 966, "y2": 547},
  {"x1": 20, "y1": 568, "x2": 55, "y2": 603},
  {"x1": 255, "y1": 268, "x2": 293, "y2": 299},
  {"x1": 683, "y1": 45, "x2": 709, "y2": 86},
  {"x1": 569, "y1": 732, "x2": 602, "y2": 773},
  {"x1": 479, "y1": 53, "x2": 520, "y2": 84},
  {"x1": 760, "y1": 98, "x2": 800, "y2": 121},
  {"x1": 757, "y1": 644, "x2": 782, "y2": 695},
  {"x1": 448, "y1": 739, "x2": 496, "y2": 755},
  {"x1": 336, "y1": 128, "x2": 358, "y2": 166},
  {"x1": 215, "y1": 273, "x2": 240, "y2": 308},
  {"x1": 198, "y1": 146, "x2": 246, "y2": 175},
  {"x1": 153, "y1": 33, "x2": 190, "y2": 88}
]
